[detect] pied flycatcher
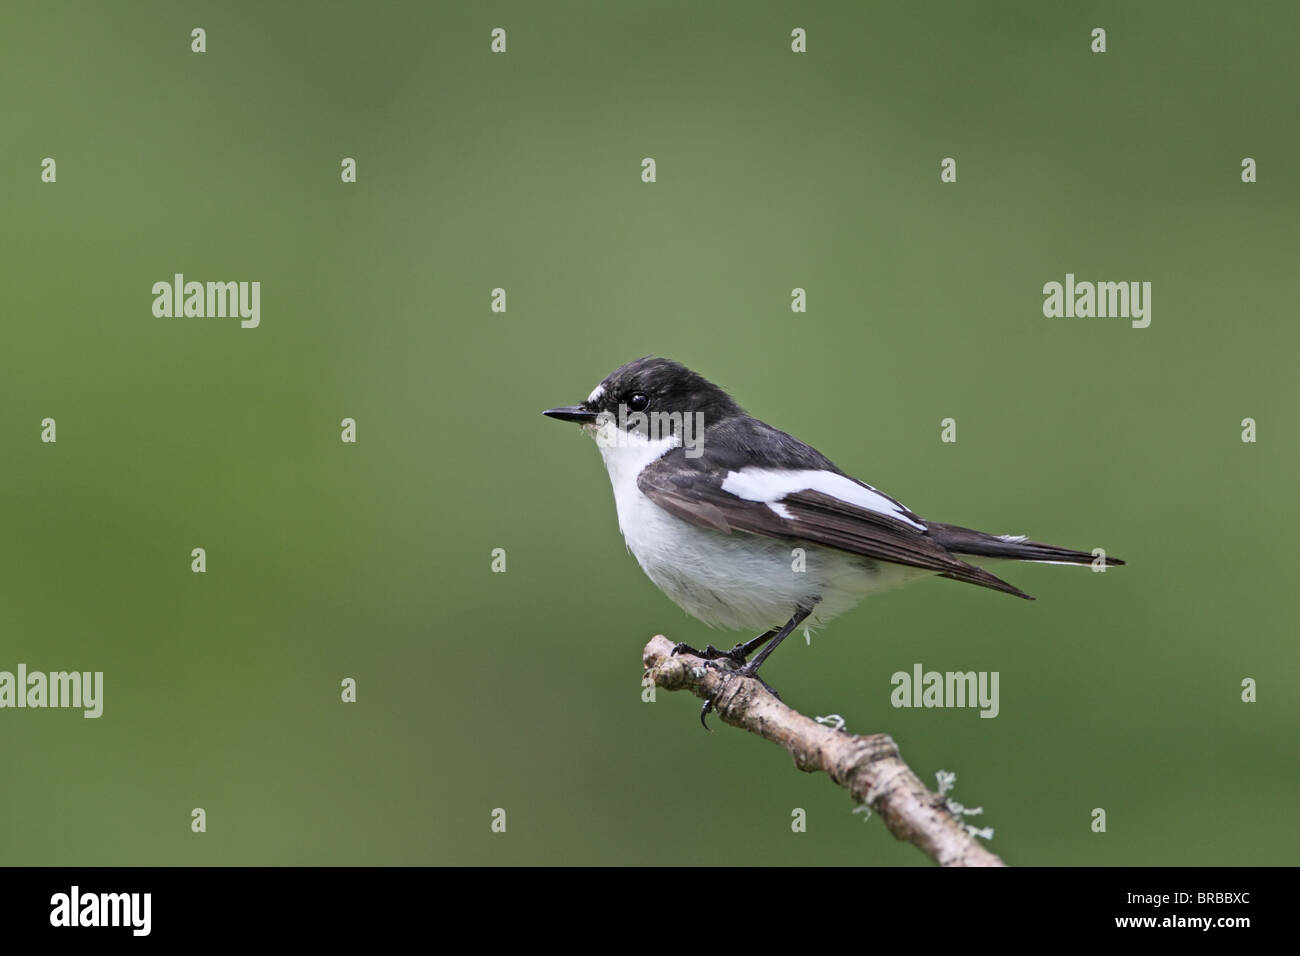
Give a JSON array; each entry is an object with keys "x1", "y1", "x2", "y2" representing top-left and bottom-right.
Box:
[{"x1": 544, "y1": 357, "x2": 1123, "y2": 722}]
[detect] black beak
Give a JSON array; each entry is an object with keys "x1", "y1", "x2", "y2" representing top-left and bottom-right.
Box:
[{"x1": 542, "y1": 405, "x2": 598, "y2": 424}]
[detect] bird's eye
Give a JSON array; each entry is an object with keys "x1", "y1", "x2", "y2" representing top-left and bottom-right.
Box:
[{"x1": 628, "y1": 392, "x2": 649, "y2": 412}]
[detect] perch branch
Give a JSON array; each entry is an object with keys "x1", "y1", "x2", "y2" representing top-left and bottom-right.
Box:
[{"x1": 642, "y1": 635, "x2": 1006, "y2": 867}]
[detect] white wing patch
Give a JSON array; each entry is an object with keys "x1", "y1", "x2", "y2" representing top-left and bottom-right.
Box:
[
  {"x1": 997, "y1": 534, "x2": 1028, "y2": 543},
  {"x1": 720, "y1": 467, "x2": 927, "y2": 530}
]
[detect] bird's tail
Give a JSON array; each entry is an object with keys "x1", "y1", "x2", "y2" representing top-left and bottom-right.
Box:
[{"x1": 926, "y1": 522, "x2": 1125, "y2": 568}]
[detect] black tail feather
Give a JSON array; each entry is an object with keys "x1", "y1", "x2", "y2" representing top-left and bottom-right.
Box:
[{"x1": 926, "y1": 521, "x2": 1125, "y2": 568}]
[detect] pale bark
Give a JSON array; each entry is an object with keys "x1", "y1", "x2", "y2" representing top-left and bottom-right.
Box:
[{"x1": 643, "y1": 635, "x2": 1006, "y2": 867}]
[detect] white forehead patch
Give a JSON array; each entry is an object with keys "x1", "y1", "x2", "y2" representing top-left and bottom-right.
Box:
[{"x1": 586, "y1": 383, "x2": 606, "y2": 404}]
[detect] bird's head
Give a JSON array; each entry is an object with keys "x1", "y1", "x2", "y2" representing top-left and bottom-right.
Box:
[{"x1": 543, "y1": 357, "x2": 740, "y2": 452}]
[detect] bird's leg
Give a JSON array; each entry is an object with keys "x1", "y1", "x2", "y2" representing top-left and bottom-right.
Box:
[
  {"x1": 735, "y1": 605, "x2": 815, "y2": 686},
  {"x1": 670, "y1": 628, "x2": 777, "y2": 667}
]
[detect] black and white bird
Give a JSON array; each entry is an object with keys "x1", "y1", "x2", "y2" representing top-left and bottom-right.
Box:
[{"x1": 544, "y1": 357, "x2": 1122, "y2": 721}]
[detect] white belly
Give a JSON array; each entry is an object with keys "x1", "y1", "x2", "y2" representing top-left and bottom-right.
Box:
[{"x1": 618, "y1": 485, "x2": 925, "y2": 630}]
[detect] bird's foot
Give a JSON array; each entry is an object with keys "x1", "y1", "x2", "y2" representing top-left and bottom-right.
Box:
[
  {"x1": 670, "y1": 641, "x2": 749, "y2": 667},
  {"x1": 670, "y1": 640, "x2": 783, "y2": 731}
]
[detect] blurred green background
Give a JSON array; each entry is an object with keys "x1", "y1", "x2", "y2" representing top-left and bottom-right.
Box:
[{"x1": 2, "y1": 1, "x2": 1296, "y2": 866}]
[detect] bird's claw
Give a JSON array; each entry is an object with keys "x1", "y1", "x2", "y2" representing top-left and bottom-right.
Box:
[{"x1": 699, "y1": 699, "x2": 714, "y2": 731}]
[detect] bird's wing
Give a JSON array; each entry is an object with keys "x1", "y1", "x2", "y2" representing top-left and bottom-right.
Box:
[{"x1": 636, "y1": 449, "x2": 1031, "y2": 599}]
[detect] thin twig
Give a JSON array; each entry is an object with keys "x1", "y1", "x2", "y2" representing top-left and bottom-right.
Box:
[{"x1": 642, "y1": 635, "x2": 1006, "y2": 867}]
